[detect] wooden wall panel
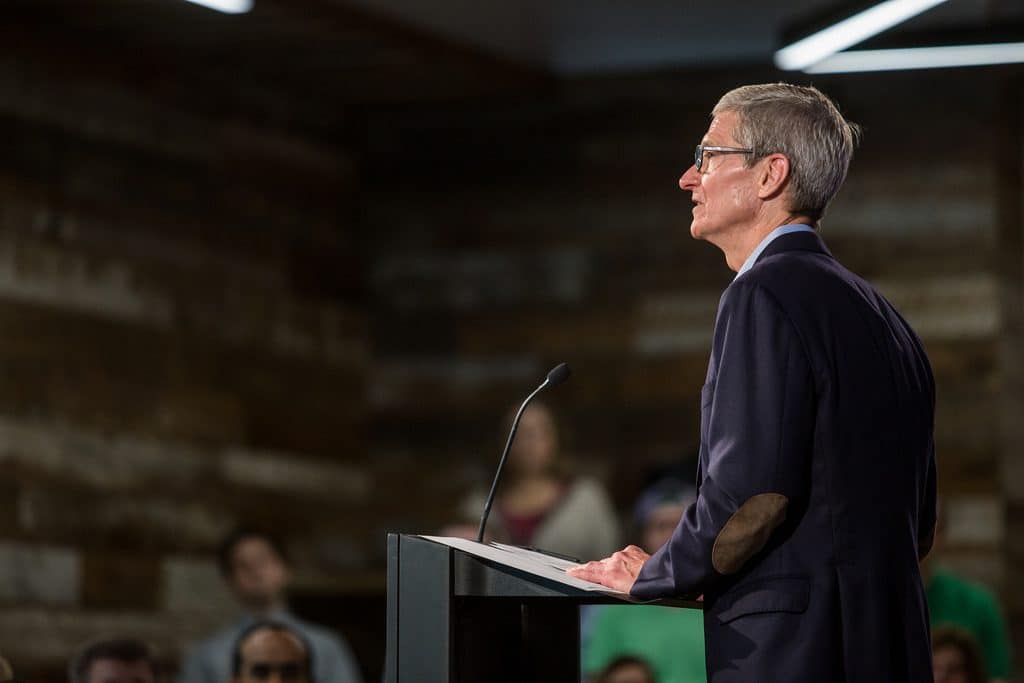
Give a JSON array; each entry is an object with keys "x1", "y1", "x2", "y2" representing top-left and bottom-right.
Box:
[
  {"x1": 0, "y1": 17, "x2": 370, "y2": 676},
  {"x1": 1, "y1": 15, "x2": 1020, "y2": 679}
]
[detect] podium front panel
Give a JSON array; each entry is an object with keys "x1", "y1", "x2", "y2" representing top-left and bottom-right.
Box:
[{"x1": 386, "y1": 533, "x2": 700, "y2": 682}]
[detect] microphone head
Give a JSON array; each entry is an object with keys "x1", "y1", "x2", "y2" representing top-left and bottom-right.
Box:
[{"x1": 545, "y1": 362, "x2": 571, "y2": 387}]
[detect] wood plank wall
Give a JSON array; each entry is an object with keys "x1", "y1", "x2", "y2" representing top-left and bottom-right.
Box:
[
  {"x1": 997, "y1": 76, "x2": 1024, "y2": 680},
  {"x1": 0, "y1": 31, "x2": 1021, "y2": 681},
  {"x1": 0, "y1": 47, "x2": 370, "y2": 677}
]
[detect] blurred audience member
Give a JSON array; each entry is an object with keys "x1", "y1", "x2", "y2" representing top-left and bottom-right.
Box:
[
  {"x1": 594, "y1": 656, "x2": 657, "y2": 683},
  {"x1": 0, "y1": 655, "x2": 13, "y2": 683},
  {"x1": 232, "y1": 622, "x2": 311, "y2": 683},
  {"x1": 179, "y1": 527, "x2": 362, "y2": 683},
  {"x1": 582, "y1": 477, "x2": 706, "y2": 683},
  {"x1": 923, "y1": 504, "x2": 1011, "y2": 682},
  {"x1": 933, "y1": 625, "x2": 988, "y2": 683},
  {"x1": 70, "y1": 638, "x2": 158, "y2": 683},
  {"x1": 461, "y1": 401, "x2": 619, "y2": 561}
]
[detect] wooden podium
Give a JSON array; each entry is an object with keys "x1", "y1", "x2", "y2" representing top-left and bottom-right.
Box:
[{"x1": 385, "y1": 533, "x2": 701, "y2": 683}]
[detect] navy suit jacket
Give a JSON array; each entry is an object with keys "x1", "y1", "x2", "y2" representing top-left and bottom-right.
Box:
[{"x1": 631, "y1": 231, "x2": 937, "y2": 682}]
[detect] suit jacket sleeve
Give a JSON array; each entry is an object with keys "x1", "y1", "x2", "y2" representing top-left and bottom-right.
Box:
[
  {"x1": 914, "y1": 333, "x2": 937, "y2": 561},
  {"x1": 632, "y1": 279, "x2": 815, "y2": 599},
  {"x1": 917, "y1": 438, "x2": 937, "y2": 560}
]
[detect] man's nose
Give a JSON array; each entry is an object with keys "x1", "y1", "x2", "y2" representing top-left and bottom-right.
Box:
[{"x1": 679, "y1": 164, "x2": 700, "y2": 191}]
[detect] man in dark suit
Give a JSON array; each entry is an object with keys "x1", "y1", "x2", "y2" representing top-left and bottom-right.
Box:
[{"x1": 569, "y1": 83, "x2": 937, "y2": 682}]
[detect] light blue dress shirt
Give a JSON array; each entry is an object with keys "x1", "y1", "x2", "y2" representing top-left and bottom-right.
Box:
[{"x1": 735, "y1": 223, "x2": 816, "y2": 279}]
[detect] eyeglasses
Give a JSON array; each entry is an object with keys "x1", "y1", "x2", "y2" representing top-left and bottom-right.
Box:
[{"x1": 694, "y1": 145, "x2": 754, "y2": 172}]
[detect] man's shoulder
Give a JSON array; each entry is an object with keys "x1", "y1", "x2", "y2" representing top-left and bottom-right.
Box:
[
  {"x1": 187, "y1": 623, "x2": 240, "y2": 653},
  {"x1": 746, "y1": 245, "x2": 848, "y2": 287},
  {"x1": 734, "y1": 245, "x2": 877, "y2": 312},
  {"x1": 181, "y1": 623, "x2": 241, "y2": 673}
]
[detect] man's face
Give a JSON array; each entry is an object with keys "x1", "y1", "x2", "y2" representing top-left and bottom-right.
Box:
[
  {"x1": 85, "y1": 659, "x2": 155, "y2": 683},
  {"x1": 932, "y1": 645, "x2": 970, "y2": 683},
  {"x1": 229, "y1": 537, "x2": 291, "y2": 610},
  {"x1": 679, "y1": 110, "x2": 761, "y2": 247},
  {"x1": 234, "y1": 630, "x2": 311, "y2": 683},
  {"x1": 509, "y1": 405, "x2": 558, "y2": 476},
  {"x1": 603, "y1": 662, "x2": 655, "y2": 683}
]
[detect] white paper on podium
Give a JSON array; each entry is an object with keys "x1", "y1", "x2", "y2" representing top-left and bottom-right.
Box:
[{"x1": 417, "y1": 535, "x2": 630, "y2": 597}]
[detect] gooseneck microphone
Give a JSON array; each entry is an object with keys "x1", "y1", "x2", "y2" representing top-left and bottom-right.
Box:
[{"x1": 476, "y1": 363, "x2": 572, "y2": 544}]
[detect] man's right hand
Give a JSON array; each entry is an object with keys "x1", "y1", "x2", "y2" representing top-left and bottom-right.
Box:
[{"x1": 566, "y1": 544, "x2": 650, "y2": 593}]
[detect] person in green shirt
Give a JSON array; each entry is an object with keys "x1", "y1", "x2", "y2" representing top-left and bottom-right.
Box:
[
  {"x1": 923, "y1": 504, "x2": 1012, "y2": 682},
  {"x1": 582, "y1": 478, "x2": 706, "y2": 683}
]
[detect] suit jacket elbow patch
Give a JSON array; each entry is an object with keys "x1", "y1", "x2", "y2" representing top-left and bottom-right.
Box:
[{"x1": 712, "y1": 493, "x2": 789, "y2": 575}]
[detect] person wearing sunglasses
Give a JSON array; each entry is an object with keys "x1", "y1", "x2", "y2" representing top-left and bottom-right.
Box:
[{"x1": 571, "y1": 83, "x2": 936, "y2": 683}]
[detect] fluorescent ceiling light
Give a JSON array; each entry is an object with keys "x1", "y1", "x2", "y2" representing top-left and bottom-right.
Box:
[
  {"x1": 805, "y1": 42, "x2": 1024, "y2": 72},
  {"x1": 183, "y1": 0, "x2": 253, "y2": 13},
  {"x1": 774, "y1": 0, "x2": 949, "y2": 71}
]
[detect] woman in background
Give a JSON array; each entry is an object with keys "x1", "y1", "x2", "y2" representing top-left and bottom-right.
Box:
[{"x1": 462, "y1": 401, "x2": 619, "y2": 562}]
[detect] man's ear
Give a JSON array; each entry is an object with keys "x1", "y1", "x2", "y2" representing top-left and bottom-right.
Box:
[{"x1": 757, "y1": 153, "x2": 791, "y2": 200}]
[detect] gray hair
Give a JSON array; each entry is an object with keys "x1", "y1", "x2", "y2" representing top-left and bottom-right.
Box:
[{"x1": 712, "y1": 83, "x2": 860, "y2": 222}]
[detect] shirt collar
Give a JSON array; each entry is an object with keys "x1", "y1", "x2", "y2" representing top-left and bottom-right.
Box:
[{"x1": 735, "y1": 223, "x2": 816, "y2": 279}]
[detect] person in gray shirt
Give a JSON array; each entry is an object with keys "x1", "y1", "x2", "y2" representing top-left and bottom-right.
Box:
[{"x1": 179, "y1": 528, "x2": 362, "y2": 683}]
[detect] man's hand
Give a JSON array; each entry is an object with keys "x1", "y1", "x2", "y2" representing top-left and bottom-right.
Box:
[{"x1": 566, "y1": 544, "x2": 650, "y2": 593}]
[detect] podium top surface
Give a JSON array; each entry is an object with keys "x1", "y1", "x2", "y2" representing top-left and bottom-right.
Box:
[
  {"x1": 411, "y1": 535, "x2": 701, "y2": 609},
  {"x1": 421, "y1": 535, "x2": 626, "y2": 595}
]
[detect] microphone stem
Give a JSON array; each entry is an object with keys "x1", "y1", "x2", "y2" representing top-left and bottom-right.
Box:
[{"x1": 476, "y1": 380, "x2": 551, "y2": 544}]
